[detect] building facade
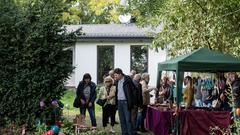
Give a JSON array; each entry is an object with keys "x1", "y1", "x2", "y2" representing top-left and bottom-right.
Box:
[{"x1": 66, "y1": 24, "x2": 166, "y2": 87}]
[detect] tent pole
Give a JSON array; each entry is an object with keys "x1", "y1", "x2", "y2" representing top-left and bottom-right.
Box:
[
  {"x1": 175, "y1": 69, "x2": 183, "y2": 135},
  {"x1": 156, "y1": 64, "x2": 162, "y2": 104},
  {"x1": 156, "y1": 70, "x2": 162, "y2": 88}
]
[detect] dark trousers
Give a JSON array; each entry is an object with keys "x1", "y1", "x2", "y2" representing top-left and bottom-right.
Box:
[
  {"x1": 141, "y1": 105, "x2": 148, "y2": 130},
  {"x1": 113, "y1": 107, "x2": 117, "y2": 122},
  {"x1": 102, "y1": 104, "x2": 116, "y2": 127},
  {"x1": 131, "y1": 106, "x2": 138, "y2": 134}
]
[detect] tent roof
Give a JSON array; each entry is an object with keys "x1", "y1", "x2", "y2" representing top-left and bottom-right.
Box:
[{"x1": 158, "y1": 48, "x2": 240, "y2": 72}]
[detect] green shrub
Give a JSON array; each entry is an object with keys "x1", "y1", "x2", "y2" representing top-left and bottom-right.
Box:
[{"x1": 0, "y1": 0, "x2": 80, "y2": 126}]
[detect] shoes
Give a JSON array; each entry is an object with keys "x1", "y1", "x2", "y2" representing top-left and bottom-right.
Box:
[
  {"x1": 109, "y1": 129, "x2": 115, "y2": 133},
  {"x1": 91, "y1": 126, "x2": 97, "y2": 130},
  {"x1": 92, "y1": 129, "x2": 97, "y2": 133},
  {"x1": 140, "y1": 128, "x2": 147, "y2": 132}
]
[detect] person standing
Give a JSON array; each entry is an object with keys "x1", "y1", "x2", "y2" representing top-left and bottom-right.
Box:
[
  {"x1": 217, "y1": 74, "x2": 231, "y2": 111},
  {"x1": 194, "y1": 76, "x2": 203, "y2": 107},
  {"x1": 98, "y1": 76, "x2": 116, "y2": 133},
  {"x1": 108, "y1": 69, "x2": 119, "y2": 124},
  {"x1": 129, "y1": 70, "x2": 137, "y2": 79},
  {"x1": 76, "y1": 73, "x2": 97, "y2": 129},
  {"x1": 183, "y1": 76, "x2": 194, "y2": 109},
  {"x1": 140, "y1": 73, "x2": 156, "y2": 132},
  {"x1": 159, "y1": 76, "x2": 172, "y2": 104},
  {"x1": 228, "y1": 73, "x2": 240, "y2": 108},
  {"x1": 132, "y1": 74, "x2": 143, "y2": 134},
  {"x1": 108, "y1": 69, "x2": 115, "y2": 79},
  {"x1": 114, "y1": 68, "x2": 136, "y2": 135},
  {"x1": 201, "y1": 77, "x2": 214, "y2": 107}
]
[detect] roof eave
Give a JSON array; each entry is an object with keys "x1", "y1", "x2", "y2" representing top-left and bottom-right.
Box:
[{"x1": 76, "y1": 36, "x2": 153, "y2": 42}]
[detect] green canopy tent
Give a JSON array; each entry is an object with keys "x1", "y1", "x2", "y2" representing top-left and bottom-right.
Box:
[
  {"x1": 157, "y1": 47, "x2": 240, "y2": 106},
  {"x1": 157, "y1": 48, "x2": 240, "y2": 134}
]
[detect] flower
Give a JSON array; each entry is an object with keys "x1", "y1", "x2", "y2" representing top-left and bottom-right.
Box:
[
  {"x1": 40, "y1": 100, "x2": 46, "y2": 109},
  {"x1": 51, "y1": 100, "x2": 59, "y2": 108}
]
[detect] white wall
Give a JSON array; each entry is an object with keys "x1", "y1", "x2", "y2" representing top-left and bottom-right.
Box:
[
  {"x1": 114, "y1": 44, "x2": 131, "y2": 74},
  {"x1": 148, "y1": 48, "x2": 166, "y2": 104},
  {"x1": 115, "y1": 43, "x2": 168, "y2": 87},
  {"x1": 148, "y1": 48, "x2": 167, "y2": 87},
  {"x1": 74, "y1": 43, "x2": 97, "y2": 87},
  {"x1": 68, "y1": 42, "x2": 167, "y2": 88}
]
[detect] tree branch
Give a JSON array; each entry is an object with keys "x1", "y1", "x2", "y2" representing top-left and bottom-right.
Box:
[
  {"x1": 205, "y1": 36, "x2": 212, "y2": 50},
  {"x1": 192, "y1": 0, "x2": 208, "y2": 14}
]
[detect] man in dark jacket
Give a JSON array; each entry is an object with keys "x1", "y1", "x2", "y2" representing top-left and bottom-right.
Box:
[
  {"x1": 132, "y1": 74, "x2": 143, "y2": 134},
  {"x1": 114, "y1": 68, "x2": 137, "y2": 135},
  {"x1": 76, "y1": 73, "x2": 97, "y2": 128}
]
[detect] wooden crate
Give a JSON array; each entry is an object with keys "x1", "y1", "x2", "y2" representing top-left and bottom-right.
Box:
[{"x1": 73, "y1": 115, "x2": 91, "y2": 134}]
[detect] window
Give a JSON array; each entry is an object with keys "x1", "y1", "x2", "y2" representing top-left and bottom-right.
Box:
[
  {"x1": 97, "y1": 46, "x2": 114, "y2": 84},
  {"x1": 130, "y1": 45, "x2": 148, "y2": 73}
]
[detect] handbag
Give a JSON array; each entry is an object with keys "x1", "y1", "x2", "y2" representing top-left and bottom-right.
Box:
[
  {"x1": 96, "y1": 99, "x2": 107, "y2": 106},
  {"x1": 73, "y1": 96, "x2": 80, "y2": 108}
]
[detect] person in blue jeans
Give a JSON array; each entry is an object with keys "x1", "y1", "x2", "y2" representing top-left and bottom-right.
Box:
[
  {"x1": 114, "y1": 68, "x2": 138, "y2": 135},
  {"x1": 76, "y1": 73, "x2": 97, "y2": 129}
]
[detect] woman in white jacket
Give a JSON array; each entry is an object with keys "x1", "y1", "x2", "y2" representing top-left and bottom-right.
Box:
[{"x1": 98, "y1": 76, "x2": 116, "y2": 133}]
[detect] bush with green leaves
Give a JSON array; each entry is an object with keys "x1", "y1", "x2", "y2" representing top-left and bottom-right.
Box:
[
  {"x1": 0, "y1": 0, "x2": 80, "y2": 127},
  {"x1": 227, "y1": 84, "x2": 240, "y2": 134},
  {"x1": 211, "y1": 82, "x2": 240, "y2": 135}
]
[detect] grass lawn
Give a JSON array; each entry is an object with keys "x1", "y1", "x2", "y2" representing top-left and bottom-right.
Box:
[{"x1": 60, "y1": 90, "x2": 153, "y2": 135}]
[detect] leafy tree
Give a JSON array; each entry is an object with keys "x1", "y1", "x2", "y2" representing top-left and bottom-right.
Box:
[
  {"x1": 0, "y1": 0, "x2": 80, "y2": 126},
  {"x1": 61, "y1": 0, "x2": 94, "y2": 24},
  {"x1": 132, "y1": 0, "x2": 240, "y2": 57},
  {"x1": 61, "y1": 0, "x2": 121, "y2": 24}
]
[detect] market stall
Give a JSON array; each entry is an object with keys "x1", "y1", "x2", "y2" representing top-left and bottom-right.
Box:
[
  {"x1": 147, "y1": 48, "x2": 240, "y2": 135},
  {"x1": 146, "y1": 106, "x2": 231, "y2": 135}
]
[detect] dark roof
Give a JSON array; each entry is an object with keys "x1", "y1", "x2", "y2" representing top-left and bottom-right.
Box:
[{"x1": 66, "y1": 24, "x2": 163, "y2": 42}]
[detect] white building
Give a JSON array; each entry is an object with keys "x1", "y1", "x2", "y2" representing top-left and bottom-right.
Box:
[{"x1": 66, "y1": 24, "x2": 166, "y2": 88}]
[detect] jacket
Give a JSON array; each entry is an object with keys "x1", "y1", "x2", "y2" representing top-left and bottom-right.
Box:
[
  {"x1": 115, "y1": 75, "x2": 137, "y2": 110},
  {"x1": 232, "y1": 79, "x2": 240, "y2": 107},
  {"x1": 141, "y1": 80, "x2": 151, "y2": 105},
  {"x1": 183, "y1": 83, "x2": 194, "y2": 107},
  {"x1": 76, "y1": 81, "x2": 96, "y2": 104},
  {"x1": 133, "y1": 80, "x2": 143, "y2": 107},
  {"x1": 98, "y1": 86, "x2": 116, "y2": 105}
]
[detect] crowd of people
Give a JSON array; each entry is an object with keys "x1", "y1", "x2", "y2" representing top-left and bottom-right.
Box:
[
  {"x1": 156, "y1": 72, "x2": 240, "y2": 112},
  {"x1": 74, "y1": 69, "x2": 240, "y2": 135},
  {"x1": 75, "y1": 68, "x2": 158, "y2": 135}
]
